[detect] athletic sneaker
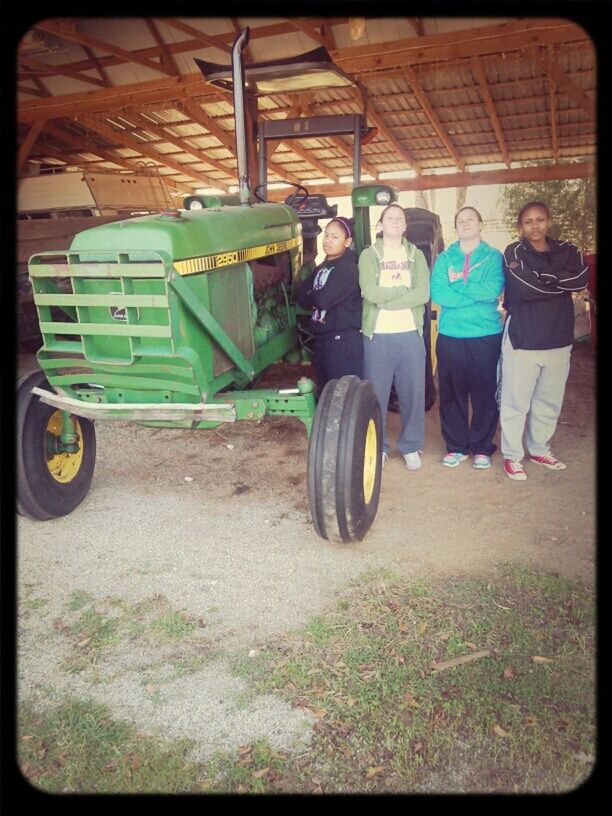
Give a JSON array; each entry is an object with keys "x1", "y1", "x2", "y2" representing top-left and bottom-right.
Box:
[
  {"x1": 504, "y1": 459, "x2": 527, "y2": 481},
  {"x1": 404, "y1": 451, "x2": 422, "y2": 471},
  {"x1": 473, "y1": 454, "x2": 491, "y2": 469},
  {"x1": 528, "y1": 453, "x2": 567, "y2": 470},
  {"x1": 442, "y1": 452, "x2": 468, "y2": 468}
]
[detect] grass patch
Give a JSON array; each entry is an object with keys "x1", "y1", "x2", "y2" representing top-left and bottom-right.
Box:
[
  {"x1": 19, "y1": 565, "x2": 596, "y2": 793},
  {"x1": 66, "y1": 590, "x2": 95, "y2": 612}
]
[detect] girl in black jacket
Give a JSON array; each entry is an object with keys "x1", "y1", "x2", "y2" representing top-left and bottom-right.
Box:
[
  {"x1": 500, "y1": 201, "x2": 590, "y2": 480},
  {"x1": 297, "y1": 217, "x2": 363, "y2": 395}
]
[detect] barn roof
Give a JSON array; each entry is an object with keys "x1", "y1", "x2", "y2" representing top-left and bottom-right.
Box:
[{"x1": 17, "y1": 16, "x2": 595, "y2": 199}]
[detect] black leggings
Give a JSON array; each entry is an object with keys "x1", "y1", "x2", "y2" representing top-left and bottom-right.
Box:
[{"x1": 313, "y1": 328, "x2": 363, "y2": 395}]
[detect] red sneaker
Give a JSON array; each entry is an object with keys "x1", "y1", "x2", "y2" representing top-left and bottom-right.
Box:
[
  {"x1": 504, "y1": 459, "x2": 527, "y2": 481},
  {"x1": 528, "y1": 453, "x2": 567, "y2": 471}
]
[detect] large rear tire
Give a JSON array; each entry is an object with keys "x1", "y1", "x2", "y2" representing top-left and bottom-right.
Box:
[
  {"x1": 17, "y1": 371, "x2": 96, "y2": 520},
  {"x1": 308, "y1": 376, "x2": 382, "y2": 543}
]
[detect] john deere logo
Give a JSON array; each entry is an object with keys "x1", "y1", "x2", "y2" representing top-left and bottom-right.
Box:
[{"x1": 109, "y1": 293, "x2": 139, "y2": 322}]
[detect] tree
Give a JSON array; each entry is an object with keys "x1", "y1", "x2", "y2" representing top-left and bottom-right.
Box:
[{"x1": 497, "y1": 175, "x2": 596, "y2": 252}]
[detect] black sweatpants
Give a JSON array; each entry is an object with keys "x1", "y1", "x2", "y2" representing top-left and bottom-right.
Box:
[
  {"x1": 313, "y1": 328, "x2": 363, "y2": 396},
  {"x1": 436, "y1": 332, "x2": 502, "y2": 456}
]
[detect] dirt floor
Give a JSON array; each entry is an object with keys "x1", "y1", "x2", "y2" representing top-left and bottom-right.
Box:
[{"x1": 16, "y1": 342, "x2": 596, "y2": 761}]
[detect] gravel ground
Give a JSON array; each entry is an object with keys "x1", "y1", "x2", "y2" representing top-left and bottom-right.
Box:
[{"x1": 17, "y1": 345, "x2": 596, "y2": 763}]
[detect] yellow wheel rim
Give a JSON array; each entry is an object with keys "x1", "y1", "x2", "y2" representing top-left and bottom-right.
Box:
[
  {"x1": 45, "y1": 411, "x2": 84, "y2": 484},
  {"x1": 363, "y1": 418, "x2": 377, "y2": 504}
]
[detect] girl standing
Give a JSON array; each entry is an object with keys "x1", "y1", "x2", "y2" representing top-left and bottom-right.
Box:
[
  {"x1": 359, "y1": 203, "x2": 430, "y2": 470},
  {"x1": 430, "y1": 206, "x2": 504, "y2": 469},
  {"x1": 500, "y1": 201, "x2": 590, "y2": 480},
  {"x1": 297, "y1": 216, "x2": 363, "y2": 395}
]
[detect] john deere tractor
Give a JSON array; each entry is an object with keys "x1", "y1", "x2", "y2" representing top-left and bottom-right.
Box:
[{"x1": 17, "y1": 28, "x2": 436, "y2": 543}]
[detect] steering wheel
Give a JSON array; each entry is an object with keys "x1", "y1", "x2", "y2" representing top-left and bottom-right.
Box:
[{"x1": 284, "y1": 183, "x2": 310, "y2": 207}]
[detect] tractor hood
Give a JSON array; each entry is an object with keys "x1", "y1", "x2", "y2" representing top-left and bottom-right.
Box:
[{"x1": 69, "y1": 203, "x2": 300, "y2": 262}]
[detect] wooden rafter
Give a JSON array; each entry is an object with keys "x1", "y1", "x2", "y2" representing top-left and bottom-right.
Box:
[
  {"x1": 38, "y1": 121, "x2": 195, "y2": 194},
  {"x1": 17, "y1": 119, "x2": 47, "y2": 170},
  {"x1": 145, "y1": 19, "x2": 180, "y2": 75},
  {"x1": 161, "y1": 18, "x2": 232, "y2": 54},
  {"x1": 366, "y1": 105, "x2": 421, "y2": 174},
  {"x1": 335, "y1": 19, "x2": 587, "y2": 73},
  {"x1": 403, "y1": 66, "x2": 464, "y2": 171},
  {"x1": 35, "y1": 20, "x2": 174, "y2": 77},
  {"x1": 407, "y1": 18, "x2": 425, "y2": 37},
  {"x1": 123, "y1": 110, "x2": 236, "y2": 179},
  {"x1": 79, "y1": 116, "x2": 229, "y2": 191},
  {"x1": 81, "y1": 45, "x2": 112, "y2": 86},
  {"x1": 19, "y1": 54, "x2": 107, "y2": 89},
  {"x1": 269, "y1": 160, "x2": 595, "y2": 200},
  {"x1": 529, "y1": 46, "x2": 595, "y2": 120},
  {"x1": 17, "y1": 84, "x2": 46, "y2": 98},
  {"x1": 547, "y1": 46, "x2": 559, "y2": 163},
  {"x1": 470, "y1": 58, "x2": 511, "y2": 168},
  {"x1": 290, "y1": 19, "x2": 335, "y2": 51}
]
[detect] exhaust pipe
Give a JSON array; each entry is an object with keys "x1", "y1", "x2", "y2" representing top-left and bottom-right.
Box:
[{"x1": 232, "y1": 27, "x2": 251, "y2": 206}]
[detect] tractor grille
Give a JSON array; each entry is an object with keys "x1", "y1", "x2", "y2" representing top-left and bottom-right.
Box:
[{"x1": 207, "y1": 265, "x2": 254, "y2": 376}]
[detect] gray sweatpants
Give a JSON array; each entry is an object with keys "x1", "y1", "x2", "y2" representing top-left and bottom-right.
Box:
[
  {"x1": 499, "y1": 326, "x2": 572, "y2": 461},
  {"x1": 363, "y1": 331, "x2": 425, "y2": 455}
]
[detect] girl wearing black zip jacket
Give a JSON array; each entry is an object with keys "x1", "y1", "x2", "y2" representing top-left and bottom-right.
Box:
[
  {"x1": 297, "y1": 216, "x2": 363, "y2": 395},
  {"x1": 499, "y1": 201, "x2": 590, "y2": 481}
]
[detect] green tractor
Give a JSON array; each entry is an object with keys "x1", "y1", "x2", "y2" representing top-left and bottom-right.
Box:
[{"x1": 17, "y1": 28, "x2": 434, "y2": 543}]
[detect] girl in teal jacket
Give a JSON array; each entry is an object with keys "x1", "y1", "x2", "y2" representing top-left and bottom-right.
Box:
[{"x1": 430, "y1": 207, "x2": 504, "y2": 469}]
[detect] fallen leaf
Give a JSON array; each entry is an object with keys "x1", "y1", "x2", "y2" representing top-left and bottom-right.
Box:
[
  {"x1": 78, "y1": 638, "x2": 91, "y2": 647},
  {"x1": 492, "y1": 724, "x2": 509, "y2": 738},
  {"x1": 464, "y1": 641, "x2": 477, "y2": 650},
  {"x1": 238, "y1": 745, "x2": 252, "y2": 756},
  {"x1": 22, "y1": 735, "x2": 34, "y2": 741},
  {"x1": 310, "y1": 707, "x2": 327, "y2": 718},
  {"x1": 366, "y1": 765, "x2": 385, "y2": 779},
  {"x1": 503, "y1": 667, "x2": 515, "y2": 679},
  {"x1": 532, "y1": 656, "x2": 554, "y2": 664},
  {"x1": 131, "y1": 755, "x2": 142, "y2": 771},
  {"x1": 346, "y1": 697, "x2": 357, "y2": 707},
  {"x1": 179, "y1": 611, "x2": 191, "y2": 621},
  {"x1": 431, "y1": 650, "x2": 490, "y2": 673},
  {"x1": 573, "y1": 751, "x2": 594, "y2": 764},
  {"x1": 413, "y1": 741, "x2": 423, "y2": 754},
  {"x1": 524, "y1": 715, "x2": 538, "y2": 727},
  {"x1": 144, "y1": 684, "x2": 158, "y2": 694},
  {"x1": 404, "y1": 692, "x2": 420, "y2": 708},
  {"x1": 253, "y1": 767, "x2": 269, "y2": 779},
  {"x1": 197, "y1": 618, "x2": 207, "y2": 628}
]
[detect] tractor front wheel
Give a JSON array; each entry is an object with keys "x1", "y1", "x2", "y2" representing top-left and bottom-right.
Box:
[
  {"x1": 308, "y1": 376, "x2": 382, "y2": 543},
  {"x1": 17, "y1": 371, "x2": 96, "y2": 520}
]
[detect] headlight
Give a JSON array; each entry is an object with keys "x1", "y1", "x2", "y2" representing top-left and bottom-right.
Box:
[{"x1": 375, "y1": 190, "x2": 392, "y2": 205}]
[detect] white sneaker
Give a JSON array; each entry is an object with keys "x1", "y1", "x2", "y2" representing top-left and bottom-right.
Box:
[{"x1": 404, "y1": 451, "x2": 422, "y2": 471}]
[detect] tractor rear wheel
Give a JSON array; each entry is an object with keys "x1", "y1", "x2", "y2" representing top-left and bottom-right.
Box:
[
  {"x1": 17, "y1": 371, "x2": 96, "y2": 520},
  {"x1": 308, "y1": 375, "x2": 382, "y2": 543}
]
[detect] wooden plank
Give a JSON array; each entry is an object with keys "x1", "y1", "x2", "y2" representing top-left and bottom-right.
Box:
[
  {"x1": 35, "y1": 20, "x2": 174, "y2": 77},
  {"x1": 19, "y1": 54, "x2": 107, "y2": 88},
  {"x1": 404, "y1": 66, "x2": 464, "y2": 171},
  {"x1": 548, "y1": 46, "x2": 559, "y2": 162},
  {"x1": 366, "y1": 106, "x2": 421, "y2": 174},
  {"x1": 407, "y1": 18, "x2": 425, "y2": 37},
  {"x1": 471, "y1": 58, "x2": 511, "y2": 168},
  {"x1": 335, "y1": 20, "x2": 589, "y2": 73},
  {"x1": 161, "y1": 18, "x2": 232, "y2": 54},
  {"x1": 17, "y1": 119, "x2": 47, "y2": 171},
  {"x1": 530, "y1": 47, "x2": 595, "y2": 120},
  {"x1": 290, "y1": 19, "x2": 335, "y2": 51},
  {"x1": 145, "y1": 19, "x2": 181, "y2": 75},
  {"x1": 81, "y1": 45, "x2": 113, "y2": 86},
  {"x1": 265, "y1": 160, "x2": 595, "y2": 198},
  {"x1": 80, "y1": 116, "x2": 229, "y2": 190}
]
